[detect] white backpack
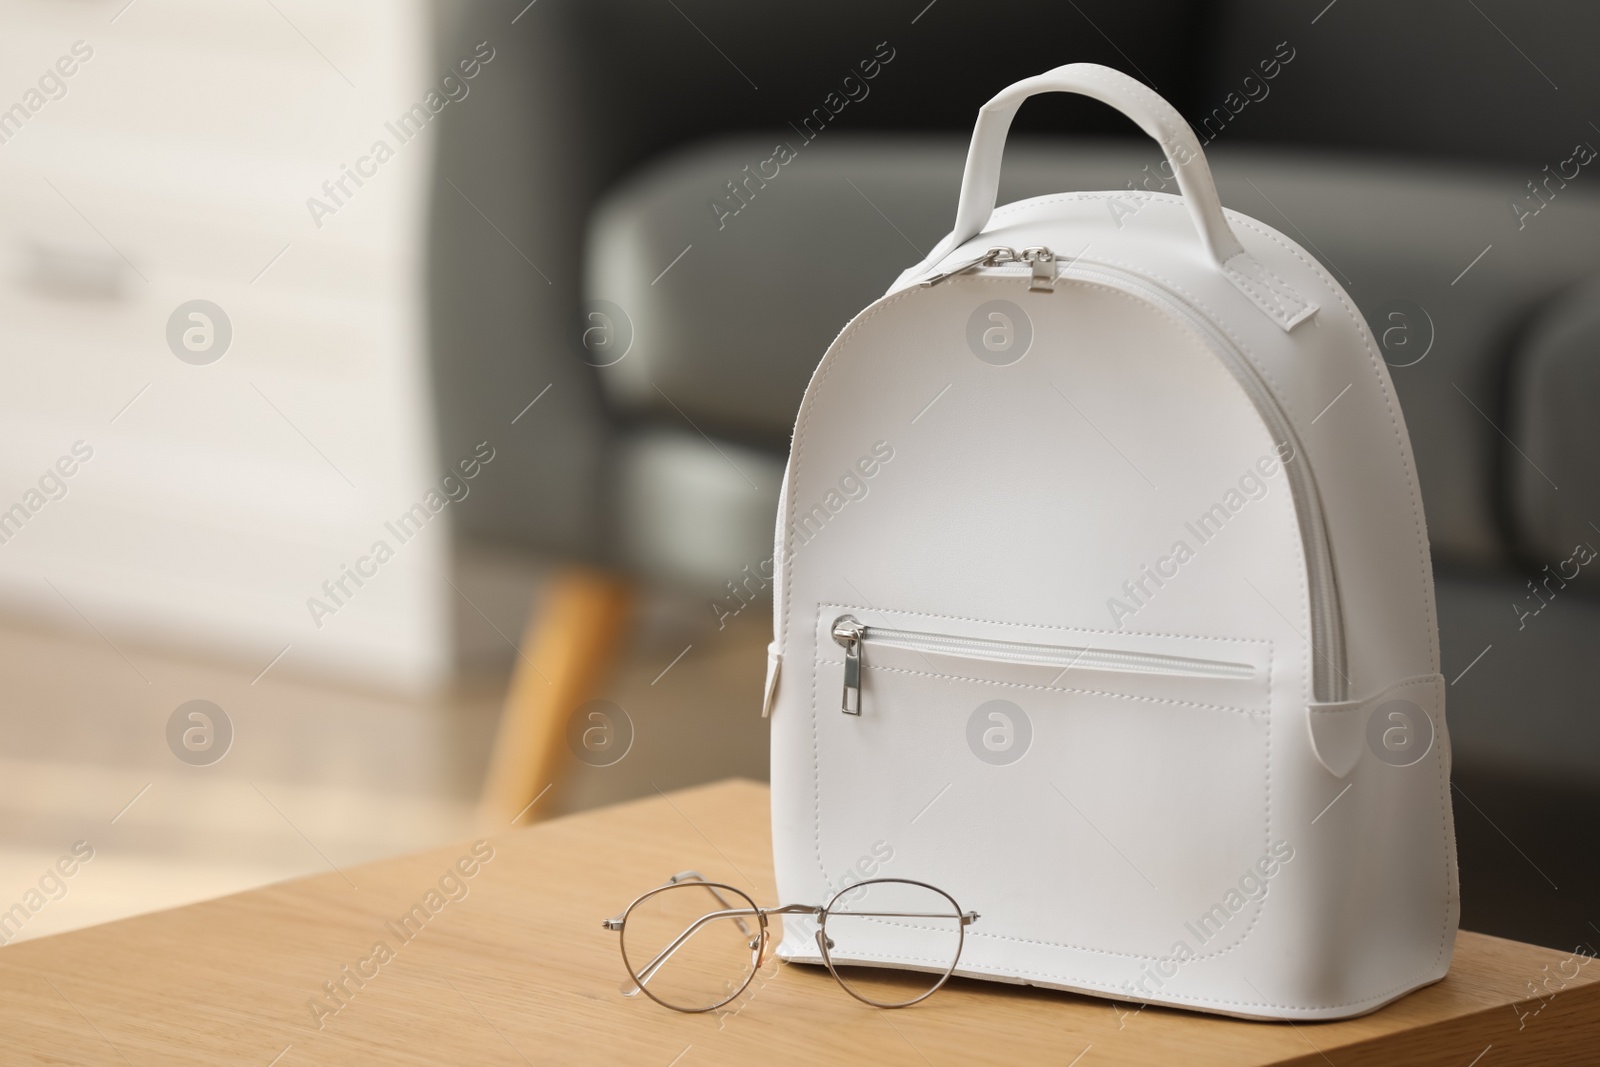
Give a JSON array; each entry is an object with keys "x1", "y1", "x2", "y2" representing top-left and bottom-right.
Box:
[{"x1": 764, "y1": 64, "x2": 1457, "y2": 1020}]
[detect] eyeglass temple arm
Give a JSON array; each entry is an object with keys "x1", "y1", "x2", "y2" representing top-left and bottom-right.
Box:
[
  {"x1": 667, "y1": 872, "x2": 756, "y2": 935},
  {"x1": 601, "y1": 870, "x2": 749, "y2": 930}
]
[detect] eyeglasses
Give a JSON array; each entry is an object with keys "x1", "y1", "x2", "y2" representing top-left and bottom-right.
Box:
[{"x1": 602, "y1": 871, "x2": 979, "y2": 1012}]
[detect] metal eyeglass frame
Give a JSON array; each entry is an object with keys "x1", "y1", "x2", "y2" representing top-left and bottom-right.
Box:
[{"x1": 602, "y1": 871, "x2": 980, "y2": 1012}]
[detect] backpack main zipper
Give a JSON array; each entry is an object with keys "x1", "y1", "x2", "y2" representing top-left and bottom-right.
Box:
[
  {"x1": 830, "y1": 614, "x2": 1256, "y2": 715},
  {"x1": 918, "y1": 249, "x2": 1347, "y2": 703}
]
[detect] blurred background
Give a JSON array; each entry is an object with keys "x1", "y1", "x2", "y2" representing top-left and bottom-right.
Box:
[{"x1": 1, "y1": 0, "x2": 1596, "y2": 954}]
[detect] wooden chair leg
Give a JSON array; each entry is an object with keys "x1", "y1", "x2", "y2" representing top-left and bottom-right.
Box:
[{"x1": 479, "y1": 567, "x2": 633, "y2": 828}]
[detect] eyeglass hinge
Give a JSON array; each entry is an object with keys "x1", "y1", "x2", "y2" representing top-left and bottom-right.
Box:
[{"x1": 602, "y1": 918, "x2": 624, "y2": 931}]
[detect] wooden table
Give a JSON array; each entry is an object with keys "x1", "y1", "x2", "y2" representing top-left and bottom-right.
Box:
[{"x1": 2, "y1": 780, "x2": 1596, "y2": 1065}]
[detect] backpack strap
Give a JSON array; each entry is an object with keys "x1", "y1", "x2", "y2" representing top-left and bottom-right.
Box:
[{"x1": 907, "y1": 63, "x2": 1316, "y2": 331}]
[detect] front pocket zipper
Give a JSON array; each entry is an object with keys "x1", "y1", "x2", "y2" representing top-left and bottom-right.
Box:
[
  {"x1": 919, "y1": 248, "x2": 1347, "y2": 703},
  {"x1": 829, "y1": 614, "x2": 1255, "y2": 715}
]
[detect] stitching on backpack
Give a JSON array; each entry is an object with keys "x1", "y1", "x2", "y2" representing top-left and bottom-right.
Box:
[
  {"x1": 1222, "y1": 216, "x2": 1453, "y2": 998},
  {"x1": 780, "y1": 284, "x2": 922, "y2": 654},
  {"x1": 1088, "y1": 216, "x2": 1450, "y2": 993},
  {"x1": 806, "y1": 620, "x2": 1275, "y2": 967},
  {"x1": 1001, "y1": 190, "x2": 1432, "y2": 675},
  {"x1": 842, "y1": 662, "x2": 1267, "y2": 716},
  {"x1": 813, "y1": 602, "x2": 1271, "y2": 649},
  {"x1": 1262, "y1": 636, "x2": 1275, "y2": 960},
  {"x1": 957, "y1": 272, "x2": 1317, "y2": 717},
  {"x1": 1224, "y1": 215, "x2": 1440, "y2": 672},
  {"x1": 953, "y1": 963, "x2": 1447, "y2": 1013},
  {"x1": 1221, "y1": 259, "x2": 1288, "y2": 316},
  {"x1": 1433, "y1": 702, "x2": 1457, "y2": 976},
  {"x1": 1307, "y1": 673, "x2": 1441, "y2": 712},
  {"x1": 806, "y1": 604, "x2": 823, "y2": 885},
  {"x1": 1221, "y1": 253, "x2": 1313, "y2": 325},
  {"x1": 1051, "y1": 243, "x2": 1318, "y2": 715}
]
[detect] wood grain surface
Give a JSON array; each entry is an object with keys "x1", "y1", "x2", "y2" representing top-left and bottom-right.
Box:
[{"x1": 1, "y1": 779, "x2": 1595, "y2": 1065}]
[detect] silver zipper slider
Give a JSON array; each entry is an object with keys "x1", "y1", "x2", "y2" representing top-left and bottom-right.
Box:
[
  {"x1": 920, "y1": 247, "x2": 1017, "y2": 287},
  {"x1": 831, "y1": 615, "x2": 865, "y2": 715},
  {"x1": 1024, "y1": 246, "x2": 1057, "y2": 292}
]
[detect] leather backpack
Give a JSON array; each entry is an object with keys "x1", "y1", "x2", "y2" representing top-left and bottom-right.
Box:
[{"x1": 763, "y1": 64, "x2": 1457, "y2": 1019}]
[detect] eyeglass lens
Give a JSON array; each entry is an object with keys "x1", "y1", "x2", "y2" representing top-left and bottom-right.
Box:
[
  {"x1": 620, "y1": 881, "x2": 763, "y2": 1012},
  {"x1": 818, "y1": 879, "x2": 965, "y2": 1007}
]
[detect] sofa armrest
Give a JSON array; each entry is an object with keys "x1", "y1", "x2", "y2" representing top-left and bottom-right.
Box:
[{"x1": 1509, "y1": 275, "x2": 1600, "y2": 589}]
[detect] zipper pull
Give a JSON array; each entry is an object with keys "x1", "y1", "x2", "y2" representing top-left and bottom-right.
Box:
[
  {"x1": 831, "y1": 615, "x2": 865, "y2": 715},
  {"x1": 1024, "y1": 246, "x2": 1057, "y2": 292},
  {"x1": 920, "y1": 247, "x2": 1017, "y2": 288}
]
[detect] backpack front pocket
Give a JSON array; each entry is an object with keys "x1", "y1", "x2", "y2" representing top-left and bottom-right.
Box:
[{"x1": 807, "y1": 604, "x2": 1275, "y2": 968}]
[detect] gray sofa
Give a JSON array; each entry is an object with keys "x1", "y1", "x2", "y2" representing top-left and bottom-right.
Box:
[{"x1": 429, "y1": 0, "x2": 1600, "y2": 950}]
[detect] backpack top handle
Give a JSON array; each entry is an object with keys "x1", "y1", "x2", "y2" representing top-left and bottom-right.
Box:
[{"x1": 904, "y1": 63, "x2": 1316, "y2": 331}]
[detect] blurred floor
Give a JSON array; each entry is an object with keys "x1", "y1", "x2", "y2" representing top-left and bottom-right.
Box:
[
  {"x1": 0, "y1": 541, "x2": 773, "y2": 945},
  {"x1": 0, "y1": 613, "x2": 496, "y2": 943}
]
